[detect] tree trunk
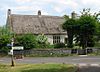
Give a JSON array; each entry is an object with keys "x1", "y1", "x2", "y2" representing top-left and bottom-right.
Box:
[{"x1": 67, "y1": 30, "x2": 73, "y2": 48}]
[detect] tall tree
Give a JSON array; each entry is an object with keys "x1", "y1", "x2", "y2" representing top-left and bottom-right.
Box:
[
  {"x1": 63, "y1": 9, "x2": 98, "y2": 49},
  {"x1": 94, "y1": 12, "x2": 100, "y2": 42},
  {"x1": 0, "y1": 25, "x2": 11, "y2": 52},
  {"x1": 62, "y1": 15, "x2": 77, "y2": 48},
  {"x1": 77, "y1": 9, "x2": 97, "y2": 48}
]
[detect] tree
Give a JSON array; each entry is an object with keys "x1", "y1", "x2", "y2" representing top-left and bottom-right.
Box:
[
  {"x1": 96, "y1": 23, "x2": 100, "y2": 41},
  {"x1": 0, "y1": 35, "x2": 11, "y2": 53},
  {"x1": 94, "y1": 13, "x2": 100, "y2": 42},
  {"x1": 0, "y1": 26, "x2": 11, "y2": 53},
  {"x1": 63, "y1": 9, "x2": 98, "y2": 49},
  {"x1": 62, "y1": 15, "x2": 78, "y2": 48},
  {"x1": 76, "y1": 9, "x2": 97, "y2": 48}
]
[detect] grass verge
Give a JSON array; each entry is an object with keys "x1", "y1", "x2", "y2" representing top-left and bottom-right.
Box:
[{"x1": 0, "y1": 63, "x2": 77, "y2": 72}]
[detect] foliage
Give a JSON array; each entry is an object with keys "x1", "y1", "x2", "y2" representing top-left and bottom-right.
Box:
[
  {"x1": 0, "y1": 35, "x2": 11, "y2": 53},
  {"x1": 63, "y1": 8, "x2": 99, "y2": 49},
  {"x1": 76, "y1": 9, "x2": 97, "y2": 48},
  {"x1": 36, "y1": 34, "x2": 50, "y2": 48},
  {"x1": 15, "y1": 34, "x2": 51, "y2": 49},
  {"x1": 95, "y1": 22, "x2": 100, "y2": 42},
  {"x1": 54, "y1": 43, "x2": 66, "y2": 48},
  {"x1": 0, "y1": 25, "x2": 13, "y2": 38},
  {"x1": 36, "y1": 34, "x2": 48, "y2": 44},
  {"x1": 15, "y1": 34, "x2": 37, "y2": 50},
  {"x1": 62, "y1": 18, "x2": 78, "y2": 48},
  {"x1": 0, "y1": 26, "x2": 12, "y2": 53}
]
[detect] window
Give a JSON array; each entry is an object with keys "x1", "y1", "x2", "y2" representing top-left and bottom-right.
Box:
[{"x1": 53, "y1": 35, "x2": 60, "y2": 44}]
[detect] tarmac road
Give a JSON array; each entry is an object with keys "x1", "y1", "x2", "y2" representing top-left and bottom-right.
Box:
[
  {"x1": 1, "y1": 56, "x2": 100, "y2": 72},
  {"x1": 0, "y1": 56, "x2": 100, "y2": 64}
]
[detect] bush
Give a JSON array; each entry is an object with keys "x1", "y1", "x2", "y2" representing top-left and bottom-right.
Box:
[
  {"x1": 15, "y1": 34, "x2": 54, "y2": 49},
  {"x1": 67, "y1": 44, "x2": 74, "y2": 48},
  {"x1": 15, "y1": 34, "x2": 37, "y2": 50},
  {"x1": 54, "y1": 43, "x2": 66, "y2": 48},
  {"x1": 36, "y1": 34, "x2": 51, "y2": 48}
]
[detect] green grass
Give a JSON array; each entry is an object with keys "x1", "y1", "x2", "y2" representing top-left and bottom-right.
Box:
[{"x1": 0, "y1": 63, "x2": 77, "y2": 72}]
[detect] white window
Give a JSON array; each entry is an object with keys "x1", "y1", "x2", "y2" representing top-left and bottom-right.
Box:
[{"x1": 53, "y1": 35, "x2": 60, "y2": 44}]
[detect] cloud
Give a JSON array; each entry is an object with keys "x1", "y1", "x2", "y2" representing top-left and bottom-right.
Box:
[
  {"x1": 16, "y1": 0, "x2": 32, "y2": 3},
  {"x1": 0, "y1": 0, "x2": 100, "y2": 26}
]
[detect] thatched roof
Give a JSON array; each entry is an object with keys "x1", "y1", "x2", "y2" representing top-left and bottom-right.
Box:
[{"x1": 7, "y1": 11, "x2": 66, "y2": 35}]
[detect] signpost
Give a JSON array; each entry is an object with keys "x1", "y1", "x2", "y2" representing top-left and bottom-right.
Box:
[
  {"x1": 8, "y1": 38, "x2": 24, "y2": 67},
  {"x1": 11, "y1": 38, "x2": 14, "y2": 67}
]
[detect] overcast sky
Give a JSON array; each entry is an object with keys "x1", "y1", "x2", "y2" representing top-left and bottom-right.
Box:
[{"x1": 0, "y1": 0, "x2": 100, "y2": 26}]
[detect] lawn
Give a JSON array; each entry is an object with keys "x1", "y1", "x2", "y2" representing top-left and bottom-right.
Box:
[{"x1": 0, "y1": 63, "x2": 77, "y2": 72}]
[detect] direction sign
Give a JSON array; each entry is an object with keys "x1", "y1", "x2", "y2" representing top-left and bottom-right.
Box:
[
  {"x1": 7, "y1": 44, "x2": 12, "y2": 47},
  {"x1": 12, "y1": 46, "x2": 24, "y2": 50}
]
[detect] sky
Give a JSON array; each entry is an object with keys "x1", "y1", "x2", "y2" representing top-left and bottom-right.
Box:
[{"x1": 0, "y1": 0, "x2": 100, "y2": 26}]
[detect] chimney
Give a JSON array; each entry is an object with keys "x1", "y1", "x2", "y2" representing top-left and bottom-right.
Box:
[
  {"x1": 38, "y1": 10, "x2": 41, "y2": 15},
  {"x1": 8, "y1": 9, "x2": 11, "y2": 16},
  {"x1": 71, "y1": 11, "x2": 76, "y2": 19}
]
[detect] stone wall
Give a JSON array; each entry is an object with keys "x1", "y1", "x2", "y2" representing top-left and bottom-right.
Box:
[
  {"x1": 13, "y1": 47, "x2": 100, "y2": 56},
  {"x1": 13, "y1": 49, "x2": 71, "y2": 56}
]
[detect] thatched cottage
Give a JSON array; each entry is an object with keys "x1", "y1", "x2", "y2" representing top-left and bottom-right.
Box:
[{"x1": 6, "y1": 9, "x2": 68, "y2": 44}]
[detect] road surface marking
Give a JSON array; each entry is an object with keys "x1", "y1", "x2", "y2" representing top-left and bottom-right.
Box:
[
  {"x1": 79, "y1": 55, "x2": 88, "y2": 57},
  {"x1": 91, "y1": 64, "x2": 100, "y2": 66},
  {"x1": 73, "y1": 58, "x2": 100, "y2": 60}
]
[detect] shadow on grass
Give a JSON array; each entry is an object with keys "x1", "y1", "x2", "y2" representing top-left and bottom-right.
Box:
[
  {"x1": 22, "y1": 67, "x2": 76, "y2": 72},
  {"x1": 78, "y1": 66, "x2": 100, "y2": 72}
]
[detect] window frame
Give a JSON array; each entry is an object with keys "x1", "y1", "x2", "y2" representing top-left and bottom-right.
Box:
[{"x1": 53, "y1": 35, "x2": 60, "y2": 44}]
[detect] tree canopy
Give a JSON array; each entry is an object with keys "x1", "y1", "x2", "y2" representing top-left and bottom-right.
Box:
[{"x1": 63, "y1": 9, "x2": 99, "y2": 49}]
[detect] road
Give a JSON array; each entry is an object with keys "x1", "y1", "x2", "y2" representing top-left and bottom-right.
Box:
[
  {"x1": 0, "y1": 56, "x2": 100, "y2": 64},
  {"x1": 1, "y1": 56, "x2": 100, "y2": 72}
]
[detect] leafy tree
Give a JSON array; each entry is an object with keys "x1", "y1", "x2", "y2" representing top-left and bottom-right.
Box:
[
  {"x1": 0, "y1": 25, "x2": 12, "y2": 52},
  {"x1": 96, "y1": 23, "x2": 100, "y2": 42},
  {"x1": 63, "y1": 9, "x2": 98, "y2": 49},
  {"x1": 62, "y1": 15, "x2": 78, "y2": 48},
  {"x1": 76, "y1": 9, "x2": 97, "y2": 48},
  {"x1": 0, "y1": 35, "x2": 11, "y2": 53},
  {"x1": 94, "y1": 13, "x2": 100, "y2": 42}
]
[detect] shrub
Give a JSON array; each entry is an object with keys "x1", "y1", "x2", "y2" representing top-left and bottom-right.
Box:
[
  {"x1": 15, "y1": 34, "x2": 37, "y2": 50},
  {"x1": 54, "y1": 43, "x2": 66, "y2": 48},
  {"x1": 36, "y1": 34, "x2": 50, "y2": 48}
]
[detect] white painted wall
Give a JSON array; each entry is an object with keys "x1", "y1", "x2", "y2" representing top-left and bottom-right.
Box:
[
  {"x1": 46, "y1": 35, "x2": 53, "y2": 44},
  {"x1": 60, "y1": 35, "x2": 67, "y2": 43}
]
